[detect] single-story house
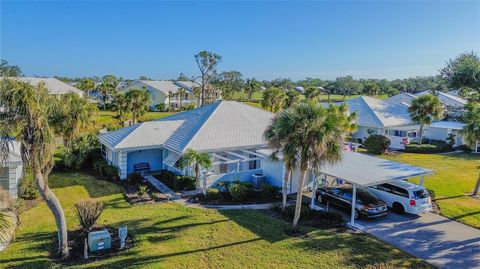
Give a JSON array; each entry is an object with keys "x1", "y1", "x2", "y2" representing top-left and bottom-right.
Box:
[
  {"x1": 121, "y1": 80, "x2": 199, "y2": 109},
  {"x1": 0, "y1": 139, "x2": 23, "y2": 200},
  {"x1": 1, "y1": 77, "x2": 85, "y2": 99},
  {"x1": 385, "y1": 92, "x2": 417, "y2": 106},
  {"x1": 423, "y1": 121, "x2": 466, "y2": 147},
  {"x1": 99, "y1": 101, "x2": 284, "y2": 187},
  {"x1": 343, "y1": 96, "x2": 419, "y2": 149},
  {"x1": 415, "y1": 90, "x2": 467, "y2": 108}
]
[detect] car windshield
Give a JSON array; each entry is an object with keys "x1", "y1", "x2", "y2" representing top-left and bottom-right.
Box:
[
  {"x1": 414, "y1": 189, "x2": 429, "y2": 199},
  {"x1": 338, "y1": 187, "x2": 379, "y2": 204}
]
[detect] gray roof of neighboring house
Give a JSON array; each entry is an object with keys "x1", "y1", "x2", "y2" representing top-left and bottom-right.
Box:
[
  {"x1": 128, "y1": 80, "x2": 194, "y2": 95},
  {"x1": 0, "y1": 140, "x2": 22, "y2": 164},
  {"x1": 344, "y1": 96, "x2": 413, "y2": 128},
  {"x1": 2, "y1": 77, "x2": 84, "y2": 96},
  {"x1": 99, "y1": 101, "x2": 274, "y2": 152},
  {"x1": 415, "y1": 90, "x2": 467, "y2": 106}
]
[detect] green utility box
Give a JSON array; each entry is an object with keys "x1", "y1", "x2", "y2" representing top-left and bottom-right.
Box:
[{"x1": 88, "y1": 229, "x2": 112, "y2": 252}]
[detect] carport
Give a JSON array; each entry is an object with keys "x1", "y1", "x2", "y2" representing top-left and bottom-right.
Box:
[{"x1": 310, "y1": 152, "x2": 433, "y2": 229}]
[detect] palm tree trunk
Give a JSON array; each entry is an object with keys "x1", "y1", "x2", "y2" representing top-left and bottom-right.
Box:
[
  {"x1": 195, "y1": 165, "x2": 200, "y2": 192},
  {"x1": 473, "y1": 173, "x2": 480, "y2": 197},
  {"x1": 282, "y1": 169, "x2": 291, "y2": 211},
  {"x1": 292, "y1": 168, "x2": 307, "y2": 230},
  {"x1": 35, "y1": 170, "x2": 69, "y2": 257},
  {"x1": 418, "y1": 124, "x2": 424, "y2": 145},
  {"x1": 103, "y1": 94, "x2": 107, "y2": 110}
]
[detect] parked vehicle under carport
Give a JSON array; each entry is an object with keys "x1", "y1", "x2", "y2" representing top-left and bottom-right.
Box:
[{"x1": 316, "y1": 186, "x2": 388, "y2": 219}]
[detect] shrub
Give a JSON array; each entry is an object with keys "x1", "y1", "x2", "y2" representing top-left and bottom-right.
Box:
[
  {"x1": 18, "y1": 170, "x2": 39, "y2": 200},
  {"x1": 228, "y1": 181, "x2": 250, "y2": 202},
  {"x1": 284, "y1": 204, "x2": 312, "y2": 220},
  {"x1": 128, "y1": 172, "x2": 144, "y2": 185},
  {"x1": 311, "y1": 211, "x2": 345, "y2": 228},
  {"x1": 103, "y1": 165, "x2": 119, "y2": 181},
  {"x1": 206, "y1": 188, "x2": 221, "y2": 201},
  {"x1": 364, "y1": 135, "x2": 391, "y2": 154},
  {"x1": 404, "y1": 142, "x2": 452, "y2": 153},
  {"x1": 93, "y1": 159, "x2": 108, "y2": 177},
  {"x1": 363, "y1": 263, "x2": 396, "y2": 269},
  {"x1": 175, "y1": 176, "x2": 196, "y2": 191},
  {"x1": 74, "y1": 199, "x2": 104, "y2": 232},
  {"x1": 62, "y1": 133, "x2": 100, "y2": 170},
  {"x1": 138, "y1": 185, "x2": 148, "y2": 197},
  {"x1": 155, "y1": 103, "x2": 169, "y2": 112},
  {"x1": 260, "y1": 183, "x2": 280, "y2": 201},
  {"x1": 181, "y1": 103, "x2": 195, "y2": 111},
  {"x1": 157, "y1": 170, "x2": 176, "y2": 188}
]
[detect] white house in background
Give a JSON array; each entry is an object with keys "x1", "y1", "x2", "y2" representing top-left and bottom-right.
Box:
[
  {"x1": 343, "y1": 96, "x2": 419, "y2": 149},
  {"x1": 98, "y1": 101, "x2": 285, "y2": 188},
  {"x1": 121, "y1": 80, "x2": 199, "y2": 109},
  {"x1": 1, "y1": 77, "x2": 85, "y2": 98},
  {"x1": 0, "y1": 140, "x2": 23, "y2": 199},
  {"x1": 385, "y1": 92, "x2": 417, "y2": 106}
]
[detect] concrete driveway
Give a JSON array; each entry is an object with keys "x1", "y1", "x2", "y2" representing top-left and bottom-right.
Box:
[{"x1": 356, "y1": 212, "x2": 480, "y2": 269}]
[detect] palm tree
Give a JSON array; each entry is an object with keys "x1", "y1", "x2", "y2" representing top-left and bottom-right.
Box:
[
  {"x1": 167, "y1": 90, "x2": 173, "y2": 109},
  {"x1": 178, "y1": 149, "x2": 212, "y2": 194},
  {"x1": 99, "y1": 75, "x2": 118, "y2": 109},
  {"x1": 261, "y1": 87, "x2": 286, "y2": 112},
  {"x1": 78, "y1": 78, "x2": 95, "y2": 99},
  {"x1": 408, "y1": 94, "x2": 444, "y2": 145},
  {"x1": 51, "y1": 92, "x2": 98, "y2": 148},
  {"x1": 126, "y1": 89, "x2": 151, "y2": 124},
  {"x1": 265, "y1": 101, "x2": 357, "y2": 230},
  {"x1": 245, "y1": 78, "x2": 260, "y2": 100},
  {"x1": 462, "y1": 102, "x2": 480, "y2": 196},
  {"x1": 177, "y1": 88, "x2": 186, "y2": 108},
  {"x1": 0, "y1": 79, "x2": 69, "y2": 257},
  {"x1": 112, "y1": 93, "x2": 131, "y2": 126},
  {"x1": 0, "y1": 212, "x2": 14, "y2": 242}
]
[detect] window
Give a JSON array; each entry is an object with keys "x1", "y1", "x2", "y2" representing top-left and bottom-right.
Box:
[
  {"x1": 392, "y1": 186, "x2": 409, "y2": 198},
  {"x1": 219, "y1": 154, "x2": 228, "y2": 174},
  {"x1": 101, "y1": 144, "x2": 107, "y2": 158},
  {"x1": 248, "y1": 154, "x2": 258, "y2": 170},
  {"x1": 414, "y1": 189, "x2": 429, "y2": 199},
  {"x1": 0, "y1": 167, "x2": 9, "y2": 191},
  {"x1": 377, "y1": 184, "x2": 393, "y2": 193}
]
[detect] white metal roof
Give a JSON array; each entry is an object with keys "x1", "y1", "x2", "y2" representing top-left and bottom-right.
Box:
[
  {"x1": 129, "y1": 80, "x2": 193, "y2": 95},
  {"x1": 1, "y1": 77, "x2": 84, "y2": 96},
  {"x1": 345, "y1": 96, "x2": 413, "y2": 128},
  {"x1": 415, "y1": 90, "x2": 467, "y2": 107},
  {"x1": 428, "y1": 121, "x2": 466, "y2": 130},
  {"x1": 256, "y1": 149, "x2": 432, "y2": 187},
  {"x1": 99, "y1": 101, "x2": 275, "y2": 152}
]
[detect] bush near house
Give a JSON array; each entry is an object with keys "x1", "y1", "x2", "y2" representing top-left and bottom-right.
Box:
[
  {"x1": 92, "y1": 159, "x2": 119, "y2": 181},
  {"x1": 405, "y1": 139, "x2": 453, "y2": 153},
  {"x1": 153, "y1": 170, "x2": 196, "y2": 191},
  {"x1": 364, "y1": 135, "x2": 391, "y2": 154},
  {"x1": 128, "y1": 172, "x2": 144, "y2": 185},
  {"x1": 277, "y1": 204, "x2": 346, "y2": 229},
  {"x1": 200, "y1": 181, "x2": 280, "y2": 204}
]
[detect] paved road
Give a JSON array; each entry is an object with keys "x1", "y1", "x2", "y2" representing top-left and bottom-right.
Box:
[{"x1": 357, "y1": 212, "x2": 480, "y2": 269}]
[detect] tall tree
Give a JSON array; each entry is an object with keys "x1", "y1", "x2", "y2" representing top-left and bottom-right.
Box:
[
  {"x1": 192, "y1": 51, "x2": 222, "y2": 106},
  {"x1": 440, "y1": 51, "x2": 480, "y2": 96},
  {"x1": 98, "y1": 75, "x2": 118, "y2": 109},
  {"x1": 179, "y1": 149, "x2": 212, "y2": 194},
  {"x1": 266, "y1": 101, "x2": 357, "y2": 230},
  {"x1": 244, "y1": 78, "x2": 261, "y2": 100},
  {"x1": 304, "y1": 86, "x2": 321, "y2": 100},
  {"x1": 216, "y1": 71, "x2": 244, "y2": 99},
  {"x1": 177, "y1": 88, "x2": 186, "y2": 108},
  {"x1": 261, "y1": 87, "x2": 286, "y2": 112},
  {"x1": 0, "y1": 79, "x2": 69, "y2": 257},
  {"x1": 462, "y1": 102, "x2": 480, "y2": 196},
  {"x1": 335, "y1": 76, "x2": 363, "y2": 100},
  {"x1": 0, "y1": 59, "x2": 22, "y2": 77},
  {"x1": 51, "y1": 92, "x2": 98, "y2": 148},
  {"x1": 77, "y1": 78, "x2": 95, "y2": 98},
  {"x1": 167, "y1": 90, "x2": 173, "y2": 109},
  {"x1": 112, "y1": 93, "x2": 131, "y2": 126},
  {"x1": 408, "y1": 94, "x2": 444, "y2": 145},
  {"x1": 126, "y1": 89, "x2": 150, "y2": 124}
]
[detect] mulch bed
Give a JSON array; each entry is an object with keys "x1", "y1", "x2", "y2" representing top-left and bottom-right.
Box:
[
  {"x1": 261, "y1": 209, "x2": 348, "y2": 233},
  {"x1": 53, "y1": 226, "x2": 134, "y2": 266},
  {"x1": 123, "y1": 184, "x2": 170, "y2": 205}
]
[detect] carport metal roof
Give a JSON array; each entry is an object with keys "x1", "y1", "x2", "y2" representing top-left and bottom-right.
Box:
[{"x1": 318, "y1": 151, "x2": 433, "y2": 187}]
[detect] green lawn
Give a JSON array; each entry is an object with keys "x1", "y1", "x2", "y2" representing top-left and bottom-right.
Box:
[
  {"x1": 95, "y1": 110, "x2": 175, "y2": 128},
  {"x1": 385, "y1": 152, "x2": 480, "y2": 228},
  {"x1": 0, "y1": 172, "x2": 430, "y2": 269}
]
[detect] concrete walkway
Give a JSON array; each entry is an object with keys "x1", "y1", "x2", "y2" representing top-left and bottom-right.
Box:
[
  {"x1": 144, "y1": 175, "x2": 181, "y2": 201},
  {"x1": 357, "y1": 212, "x2": 480, "y2": 269}
]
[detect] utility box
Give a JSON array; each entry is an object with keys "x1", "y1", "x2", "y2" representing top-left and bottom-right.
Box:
[{"x1": 88, "y1": 229, "x2": 111, "y2": 252}]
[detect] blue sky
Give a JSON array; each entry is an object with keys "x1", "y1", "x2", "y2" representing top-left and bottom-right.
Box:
[{"x1": 1, "y1": 1, "x2": 479, "y2": 80}]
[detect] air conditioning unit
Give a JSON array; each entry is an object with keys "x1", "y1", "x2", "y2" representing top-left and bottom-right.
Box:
[{"x1": 251, "y1": 173, "x2": 266, "y2": 190}]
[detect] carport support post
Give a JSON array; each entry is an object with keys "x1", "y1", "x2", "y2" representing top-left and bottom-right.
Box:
[
  {"x1": 420, "y1": 175, "x2": 425, "y2": 186},
  {"x1": 310, "y1": 176, "x2": 317, "y2": 209},
  {"x1": 350, "y1": 184, "x2": 357, "y2": 227}
]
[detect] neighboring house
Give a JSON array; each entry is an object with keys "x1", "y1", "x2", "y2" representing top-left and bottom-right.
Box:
[
  {"x1": 385, "y1": 92, "x2": 417, "y2": 106},
  {"x1": 98, "y1": 101, "x2": 285, "y2": 188},
  {"x1": 415, "y1": 90, "x2": 467, "y2": 108},
  {"x1": 121, "y1": 80, "x2": 199, "y2": 109},
  {"x1": 1, "y1": 77, "x2": 85, "y2": 98},
  {"x1": 0, "y1": 139, "x2": 23, "y2": 199},
  {"x1": 423, "y1": 121, "x2": 466, "y2": 147},
  {"x1": 342, "y1": 96, "x2": 419, "y2": 149}
]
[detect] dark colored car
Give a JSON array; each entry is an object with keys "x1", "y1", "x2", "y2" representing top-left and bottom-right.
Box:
[{"x1": 316, "y1": 186, "x2": 388, "y2": 219}]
